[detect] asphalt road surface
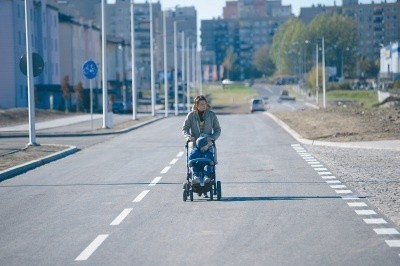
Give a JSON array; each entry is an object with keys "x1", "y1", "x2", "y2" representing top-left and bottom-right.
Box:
[{"x1": 0, "y1": 114, "x2": 399, "y2": 265}]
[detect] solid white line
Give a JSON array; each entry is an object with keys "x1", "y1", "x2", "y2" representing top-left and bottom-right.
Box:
[
  {"x1": 355, "y1": 210, "x2": 377, "y2": 215},
  {"x1": 374, "y1": 228, "x2": 400, "y2": 235},
  {"x1": 133, "y1": 190, "x2": 150, "y2": 203},
  {"x1": 335, "y1": 189, "x2": 353, "y2": 194},
  {"x1": 330, "y1": 185, "x2": 347, "y2": 189},
  {"x1": 149, "y1": 176, "x2": 162, "y2": 186},
  {"x1": 160, "y1": 166, "x2": 171, "y2": 174},
  {"x1": 75, "y1": 234, "x2": 109, "y2": 261},
  {"x1": 177, "y1": 151, "x2": 184, "y2": 157},
  {"x1": 170, "y1": 158, "x2": 179, "y2": 165},
  {"x1": 110, "y1": 208, "x2": 133, "y2": 226},
  {"x1": 348, "y1": 202, "x2": 367, "y2": 207},
  {"x1": 363, "y1": 218, "x2": 387, "y2": 224},
  {"x1": 315, "y1": 168, "x2": 328, "y2": 171},
  {"x1": 326, "y1": 180, "x2": 341, "y2": 184},
  {"x1": 385, "y1": 240, "x2": 400, "y2": 247}
]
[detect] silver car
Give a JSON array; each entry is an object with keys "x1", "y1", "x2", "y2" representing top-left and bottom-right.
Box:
[{"x1": 250, "y1": 98, "x2": 265, "y2": 113}]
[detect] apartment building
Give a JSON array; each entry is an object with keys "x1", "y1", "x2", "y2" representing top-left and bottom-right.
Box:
[
  {"x1": 299, "y1": 0, "x2": 400, "y2": 61},
  {"x1": 201, "y1": 0, "x2": 292, "y2": 81}
]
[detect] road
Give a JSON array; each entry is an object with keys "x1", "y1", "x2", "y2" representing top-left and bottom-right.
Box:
[{"x1": 1, "y1": 113, "x2": 399, "y2": 265}]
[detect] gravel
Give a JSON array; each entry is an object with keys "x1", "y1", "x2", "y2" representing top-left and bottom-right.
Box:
[{"x1": 304, "y1": 145, "x2": 400, "y2": 227}]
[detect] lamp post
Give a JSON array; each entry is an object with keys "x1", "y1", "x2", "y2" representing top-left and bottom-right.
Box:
[
  {"x1": 174, "y1": 21, "x2": 178, "y2": 116},
  {"x1": 24, "y1": 0, "x2": 37, "y2": 145},
  {"x1": 315, "y1": 42, "x2": 319, "y2": 105},
  {"x1": 186, "y1": 38, "x2": 190, "y2": 111},
  {"x1": 322, "y1": 37, "x2": 326, "y2": 109},
  {"x1": 131, "y1": 0, "x2": 137, "y2": 120},
  {"x1": 163, "y1": 10, "x2": 168, "y2": 117},
  {"x1": 149, "y1": 0, "x2": 156, "y2": 116}
]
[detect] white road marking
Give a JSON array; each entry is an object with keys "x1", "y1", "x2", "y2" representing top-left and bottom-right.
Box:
[
  {"x1": 330, "y1": 185, "x2": 347, "y2": 189},
  {"x1": 364, "y1": 218, "x2": 387, "y2": 224},
  {"x1": 160, "y1": 166, "x2": 171, "y2": 174},
  {"x1": 75, "y1": 234, "x2": 109, "y2": 261},
  {"x1": 335, "y1": 190, "x2": 353, "y2": 194},
  {"x1": 326, "y1": 180, "x2": 341, "y2": 184},
  {"x1": 291, "y1": 144, "x2": 301, "y2": 147},
  {"x1": 318, "y1": 171, "x2": 332, "y2": 175},
  {"x1": 110, "y1": 208, "x2": 133, "y2": 226},
  {"x1": 311, "y1": 164, "x2": 324, "y2": 167},
  {"x1": 342, "y1": 196, "x2": 360, "y2": 200},
  {"x1": 374, "y1": 228, "x2": 400, "y2": 235},
  {"x1": 348, "y1": 202, "x2": 367, "y2": 207},
  {"x1": 133, "y1": 190, "x2": 150, "y2": 203},
  {"x1": 149, "y1": 176, "x2": 162, "y2": 186},
  {"x1": 315, "y1": 168, "x2": 328, "y2": 171},
  {"x1": 321, "y1": 176, "x2": 336, "y2": 179},
  {"x1": 177, "y1": 151, "x2": 184, "y2": 157},
  {"x1": 385, "y1": 240, "x2": 400, "y2": 247},
  {"x1": 308, "y1": 162, "x2": 321, "y2": 165},
  {"x1": 170, "y1": 158, "x2": 179, "y2": 165},
  {"x1": 355, "y1": 210, "x2": 377, "y2": 215},
  {"x1": 305, "y1": 159, "x2": 318, "y2": 162}
]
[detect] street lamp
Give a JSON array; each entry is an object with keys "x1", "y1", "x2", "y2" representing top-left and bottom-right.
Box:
[
  {"x1": 174, "y1": 21, "x2": 178, "y2": 116},
  {"x1": 149, "y1": 0, "x2": 156, "y2": 116},
  {"x1": 131, "y1": 0, "x2": 137, "y2": 120},
  {"x1": 163, "y1": 10, "x2": 168, "y2": 117}
]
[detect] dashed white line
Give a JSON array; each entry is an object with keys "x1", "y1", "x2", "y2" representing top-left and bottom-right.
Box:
[
  {"x1": 318, "y1": 171, "x2": 332, "y2": 175},
  {"x1": 110, "y1": 208, "x2": 133, "y2": 226},
  {"x1": 373, "y1": 228, "x2": 400, "y2": 235},
  {"x1": 355, "y1": 210, "x2": 377, "y2": 215},
  {"x1": 330, "y1": 185, "x2": 347, "y2": 189},
  {"x1": 326, "y1": 180, "x2": 341, "y2": 184},
  {"x1": 75, "y1": 234, "x2": 109, "y2": 261},
  {"x1": 133, "y1": 190, "x2": 150, "y2": 203},
  {"x1": 170, "y1": 158, "x2": 179, "y2": 165},
  {"x1": 321, "y1": 176, "x2": 336, "y2": 179},
  {"x1": 364, "y1": 218, "x2": 387, "y2": 224},
  {"x1": 160, "y1": 166, "x2": 171, "y2": 174},
  {"x1": 348, "y1": 202, "x2": 368, "y2": 207},
  {"x1": 315, "y1": 168, "x2": 328, "y2": 171},
  {"x1": 177, "y1": 151, "x2": 184, "y2": 157},
  {"x1": 311, "y1": 164, "x2": 324, "y2": 167},
  {"x1": 385, "y1": 240, "x2": 400, "y2": 247},
  {"x1": 149, "y1": 176, "x2": 162, "y2": 186},
  {"x1": 308, "y1": 162, "x2": 321, "y2": 165},
  {"x1": 335, "y1": 189, "x2": 353, "y2": 194},
  {"x1": 342, "y1": 196, "x2": 360, "y2": 200}
]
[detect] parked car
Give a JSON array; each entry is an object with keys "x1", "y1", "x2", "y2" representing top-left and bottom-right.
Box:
[
  {"x1": 112, "y1": 101, "x2": 132, "y2": 114},
  {"x1": 250, "y1": 98, "x2": 266, "y2": 113}
]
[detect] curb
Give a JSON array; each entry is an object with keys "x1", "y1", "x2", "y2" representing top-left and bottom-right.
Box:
[
  {"x1": 0, "y1": 145, "x2": 79, "y2": 182},
  {"x1": 0, "y1": 116, "x2": 165, "y2": 181},
  {"x1": 0, "y1": 116, "x2": 164, "y2": 138},
  {"x1": 265, "y1": 112, "x2": 400, "y2": 151}
]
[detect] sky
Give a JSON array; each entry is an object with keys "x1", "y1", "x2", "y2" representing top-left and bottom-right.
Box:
[{"x1": 157, "y1": 0, "x2": 395, "y2": 19}]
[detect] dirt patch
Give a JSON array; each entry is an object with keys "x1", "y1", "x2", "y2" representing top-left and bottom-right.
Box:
[{"x1": 272, "y1": 106, "x2": 400, "y2": 142}]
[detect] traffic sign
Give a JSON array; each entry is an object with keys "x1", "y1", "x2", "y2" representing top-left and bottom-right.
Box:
[
  {"x1": 19, "y1": 52, "x2": 44, "y2": 77},
  {"x1": 82, "y1": 60, "x2": 98, "y2": 79}
]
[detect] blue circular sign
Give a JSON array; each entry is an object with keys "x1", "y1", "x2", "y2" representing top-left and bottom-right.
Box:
[{"x1": 82, "y1": 60, "x2": 98, "y2": 79}]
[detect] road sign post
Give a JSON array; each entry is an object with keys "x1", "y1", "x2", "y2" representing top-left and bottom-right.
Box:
[{"x1": 83, "y1": 60, "x2": 98, "y2": 130}]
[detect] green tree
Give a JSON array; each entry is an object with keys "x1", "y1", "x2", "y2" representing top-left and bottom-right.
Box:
[
  {"x1": 223, "y1": 46, "x2": 237, "y2": 80},
  {"x1": 252, "y1": 45, "x2": 276, "y2": 77}
]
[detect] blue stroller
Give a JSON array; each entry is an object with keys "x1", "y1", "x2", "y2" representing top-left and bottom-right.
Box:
[{"x1": 183, "y1": 140, "x2": 222, "y2": 201}]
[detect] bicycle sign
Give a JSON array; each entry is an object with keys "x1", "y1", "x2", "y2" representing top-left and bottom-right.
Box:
[{"x1": 82, "y1": 60, "x2": 98, "y2": 79}]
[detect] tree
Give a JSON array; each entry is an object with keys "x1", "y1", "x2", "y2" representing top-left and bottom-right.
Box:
[
  {"x1": 61, "y1": 75, "x2": 70, "y2": 112},
  {"x1": 223, "y1": 47, "x2": 237, "y2": 80},
  {"x1": 252, "y1": 45, "x2": 276, "y2": 77}
]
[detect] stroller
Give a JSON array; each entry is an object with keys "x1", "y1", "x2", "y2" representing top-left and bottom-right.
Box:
[{"x1": 183, "y1": 139, "x2": 222, "y2": 201}]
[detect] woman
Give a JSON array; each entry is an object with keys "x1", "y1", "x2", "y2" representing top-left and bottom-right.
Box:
[{"x1": 182, "y1": 95, "x2": 221, "y2": 144}]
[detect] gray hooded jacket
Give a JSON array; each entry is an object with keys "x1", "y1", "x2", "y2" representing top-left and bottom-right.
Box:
[{"x1": 182, "y1": 110, "x2": 221, "y2": 141}]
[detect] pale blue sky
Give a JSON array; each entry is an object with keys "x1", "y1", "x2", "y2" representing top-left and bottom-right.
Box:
[{"x1": 157, "y1": 0, "x2": 394, "y2": 19}]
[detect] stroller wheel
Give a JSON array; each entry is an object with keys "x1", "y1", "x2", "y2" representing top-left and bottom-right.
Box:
[
  {"x1": 189, "y1": 190, "x2": 194, "y2": 201},
  {"x1": 210, "y1": 187, "x2": 214, "y2": 201},
  {"x1": 183, "y1": 190, "x2": 187, "y2": 202},
  {"x1": 216, "y1": 181, "x2": 222, "y2": 201}
]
